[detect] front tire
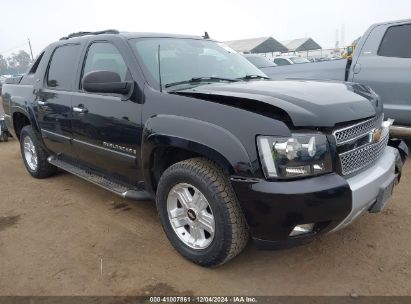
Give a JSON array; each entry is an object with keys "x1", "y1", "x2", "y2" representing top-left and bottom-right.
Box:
[
  {"x1": 20, "y1": 126, "x2": 57, "y2": 178},
  {"x1": 156, "y1": 158, "x2": 249, "y2": 267}
]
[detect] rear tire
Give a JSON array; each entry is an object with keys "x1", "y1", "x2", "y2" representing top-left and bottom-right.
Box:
[
  {"x1": 20, "y1": 126, "x2": 57, "y2": 178},
  {"x1": 156, "y1": 157, "x2": 249, "y2": 267}
]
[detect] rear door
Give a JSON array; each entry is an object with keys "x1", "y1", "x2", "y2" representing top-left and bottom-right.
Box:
[
  {"x1": 352, "y1": 23, "x2": 411, "y2": 125},
  {"x1": 35, "y1": 43, "x2": 81, "y2": 157},
  {"x1": 71, "y1": 40, "x2": 144, "y2": 186}
]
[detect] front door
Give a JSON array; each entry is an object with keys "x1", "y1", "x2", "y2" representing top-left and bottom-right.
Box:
[
  {"x1": 35, "y1": 43, "x2": 81, "y2": 157},
  {"x1": 71, "y1": 41, "x2": 143, "y2": 186}
]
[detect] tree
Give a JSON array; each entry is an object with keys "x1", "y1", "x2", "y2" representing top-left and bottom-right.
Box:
[
  {"x1": 7, "y1": 50, "x2": 32, "y2": 74},
  {"x1": 0, "y1": 54, "x2": 7, "y2": 75}
]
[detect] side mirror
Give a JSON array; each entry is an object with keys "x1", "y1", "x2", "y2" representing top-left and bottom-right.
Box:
[{"x1": 82, "y1": 70, "x2": 132, "y2": 95}]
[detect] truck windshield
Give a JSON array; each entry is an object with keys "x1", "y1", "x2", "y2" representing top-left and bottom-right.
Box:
[{"x1": 130, "y1": 38, "x2": 267, "y2": 89}]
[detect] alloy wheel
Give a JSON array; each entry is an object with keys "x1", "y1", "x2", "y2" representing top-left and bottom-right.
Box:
[
  {"x1": 167, "y1": 183, "x2": 215, "y2": 249},
  {"x1": 23, "y1": 136, "x2": 38, "y2": 171}
]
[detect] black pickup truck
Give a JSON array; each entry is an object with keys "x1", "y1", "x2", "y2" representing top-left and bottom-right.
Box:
[{"x1": 1, "y1": 30, "x2": 408, "y2": 266}]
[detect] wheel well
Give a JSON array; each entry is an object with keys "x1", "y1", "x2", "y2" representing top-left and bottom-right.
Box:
[
  {"x1": 150, "y1": 147, "x2": 200, "y2": 192},
  {"x1": 13, "y1": 112, "x2": 31, "y2": 139},
  {"x1": 149, "y1": 145, "x2": 235, "y2": 193}
]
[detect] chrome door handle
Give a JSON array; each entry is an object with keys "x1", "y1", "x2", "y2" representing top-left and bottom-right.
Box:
[
  {"x1": 37, "y1": 100, "x2": 48, "y2": 106},
  {"x1": 73, "y1": 106, "x2": 88, "y2": 113}
]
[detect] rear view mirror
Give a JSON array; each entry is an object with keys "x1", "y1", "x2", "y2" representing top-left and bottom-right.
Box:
[{"x1": 82, "y1": 70, "x2": 132, "y2": 95}]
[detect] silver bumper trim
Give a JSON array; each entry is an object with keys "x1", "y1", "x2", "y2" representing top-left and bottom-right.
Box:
[{"x1": 330, "y1": 146, "x2": 398, "y2": 232}]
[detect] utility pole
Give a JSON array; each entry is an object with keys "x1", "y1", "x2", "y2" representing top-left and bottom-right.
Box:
[
  {"x1": 341, "y1": 24, "x2": 345, "y2": 48},
  {"x1": 27, "y1": 38, "x2": 34, "y2": 61},
  {"x1": 334, "y1": 29, "x2": 340, "y2": 53}
]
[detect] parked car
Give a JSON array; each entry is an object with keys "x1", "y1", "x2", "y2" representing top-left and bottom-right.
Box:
[
  {"x1": 1, "y1": 30, "x2": 407, "y2": 266},
  {"x1": 243, "y1": 54, "x2": 277, "y2": 68},
  {"x1": 0, "y1": 115, "x2": 9, "y2": 142},
  {"x1": 0, "y1": 77, "x2": 5, "y2": 95},
  {"x1": 273, "y1": 56, "x2": 310, "y2": 66},
  {"x1": 264, "y1": 19, "x2": 411, "y2": 133},
  {"x1": 243, "y1": 54, "x2": 278, "y2": 75}
]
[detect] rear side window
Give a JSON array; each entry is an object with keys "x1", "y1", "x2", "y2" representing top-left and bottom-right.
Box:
[
  {"x1": 378, "y1": 24, "x2": 411, "y2": 58},
  {"x1": 82, "y1": 42, "x2": 129, "y2": 84},
  {"x1": 28, "y1": 52, "x2": 45, "y2": 74},
  {"x1": 47, "y1": 44, "x2": 80, "y2": 90}
]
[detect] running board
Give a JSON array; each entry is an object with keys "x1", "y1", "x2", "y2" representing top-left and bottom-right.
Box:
[{"x1": 47, "y1": 156, "x2": 153, "y2": 201}]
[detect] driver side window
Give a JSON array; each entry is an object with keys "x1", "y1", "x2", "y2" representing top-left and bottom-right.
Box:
[{"x1": 81, "y1": 42, "x2": 130, "y2": 88}]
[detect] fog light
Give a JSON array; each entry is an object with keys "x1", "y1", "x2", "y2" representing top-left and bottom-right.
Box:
[{"x1": 289, "y1": 223, "x2": 315, "y2": 236}]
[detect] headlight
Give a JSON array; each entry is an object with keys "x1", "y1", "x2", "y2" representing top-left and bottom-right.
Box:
[{"x1": 257, "y1": 133, "x2": 332, "y2": 179}]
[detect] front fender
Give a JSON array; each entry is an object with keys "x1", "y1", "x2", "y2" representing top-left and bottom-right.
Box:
[{"x1": 142, "y1": 115, "x2": 253, "y2": 189}]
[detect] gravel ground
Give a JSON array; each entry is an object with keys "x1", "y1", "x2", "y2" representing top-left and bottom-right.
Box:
[{"x1": 0, "y1": 139, "x2": 410, "y2": 296}]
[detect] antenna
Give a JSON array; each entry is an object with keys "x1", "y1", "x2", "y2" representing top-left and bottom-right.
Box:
[
  {"x1": 158, "y1": 44, "x2": 163, "y2": 92},
  {"x1": 202, "y1": 32, "x2": 210, "y2": 39},
  {"x1": 27, "y1": 38, "x2": 34, "y2": 61}
]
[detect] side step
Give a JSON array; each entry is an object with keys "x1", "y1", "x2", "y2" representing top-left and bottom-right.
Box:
[{"x1": 48, "y1": 156, "x2": 153, "y2": 201}]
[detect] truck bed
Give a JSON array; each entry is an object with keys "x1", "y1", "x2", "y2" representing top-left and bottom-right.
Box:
[{"x1": 1, "y1": 83, "x2": 36, "y2": 124}]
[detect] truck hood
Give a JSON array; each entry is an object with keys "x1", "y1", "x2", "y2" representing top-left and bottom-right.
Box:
[{"x1": 174, "y1": 80, "x2": 380, "y2": 127}]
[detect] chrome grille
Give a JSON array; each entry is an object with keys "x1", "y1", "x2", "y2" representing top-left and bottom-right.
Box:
[
  {"x1": 333, "y1": 114, "x2": 389, "y2": 176},
  {"x1": 333, "y1": 115, "x2": 383, "y2": 146},
  {"x1": 338, "y1": 129, "x2": 389, "y2": 175}
]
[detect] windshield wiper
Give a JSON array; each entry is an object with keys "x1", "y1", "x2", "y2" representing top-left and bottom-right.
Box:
[
  {"x1": 165, "y1": 77, "x2": 238, "y2": 89},
  {"x1": 237, "y1": 75, "x2": 270, "y2": 80}
]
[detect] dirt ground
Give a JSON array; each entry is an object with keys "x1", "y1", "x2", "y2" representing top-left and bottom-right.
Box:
[{"x1": 0, "y1": 139, "x2": 410, "y2": 296}]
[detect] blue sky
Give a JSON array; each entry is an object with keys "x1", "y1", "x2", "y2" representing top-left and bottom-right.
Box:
[{"x1": 1, "y1": 0, "x2": 410, "y2": 57}]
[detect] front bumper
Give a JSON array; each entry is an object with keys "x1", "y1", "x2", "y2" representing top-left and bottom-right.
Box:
[
  {"x1": 231, "y1": 143, "x2": 407, "y2": 249},
  {"x1": 330, "y1": 146, "x2": 398, "y2": 232}
]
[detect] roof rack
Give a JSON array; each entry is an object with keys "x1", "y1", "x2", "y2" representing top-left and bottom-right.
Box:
[{"x1": 60, "y1": 29, "x2": 119, "y2": 40}]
